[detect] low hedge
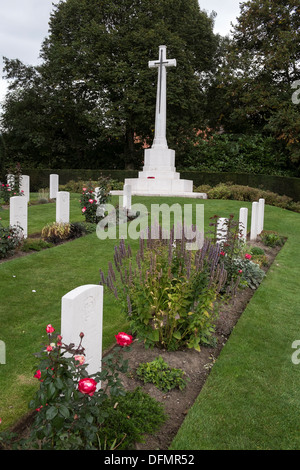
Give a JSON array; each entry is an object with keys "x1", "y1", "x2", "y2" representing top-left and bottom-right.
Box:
[{"x1": 195, "y1": 182, "x2": 300, "y2": 213}]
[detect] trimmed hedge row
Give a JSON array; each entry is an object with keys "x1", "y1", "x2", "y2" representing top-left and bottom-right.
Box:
[{"x1": 14, "y1": 169, "x2": 300, "y2": 201}]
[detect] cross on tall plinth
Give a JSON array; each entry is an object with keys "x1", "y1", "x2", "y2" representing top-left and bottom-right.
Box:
[
  {"x1": 115, "y1": 43, "x2": 205, "y2": 198},
  {"x1": 149, "y1": 45, "x2": 176, "y2": 150}
]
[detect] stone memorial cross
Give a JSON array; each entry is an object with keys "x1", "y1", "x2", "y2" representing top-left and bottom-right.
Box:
[{"x1": 149, "y1": 45, "x2": 176, "y2": 150}]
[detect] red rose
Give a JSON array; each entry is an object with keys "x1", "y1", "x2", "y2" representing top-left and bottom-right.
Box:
[
  {"x1": 46, "y1": 324, "x2": 55, "y2": 334},
  {"x1": 245, "y1": 254, "x2": 252, "y2": 260},
  {"x1": 34, "y1": 369, "x2": 42, "y2": 380},
  {"x1": 78, "y1": 378, "x2": 97, "y2": 396},
  {"x1": 115, "y1": 332, "x2": 133, "y2": 347}
]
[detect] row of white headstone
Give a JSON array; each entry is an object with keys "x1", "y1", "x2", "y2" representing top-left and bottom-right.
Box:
[
  {"x1": 9, "y1": 174, "x2": 70, "y2": 239},
  {"x1": 8, "y1": 173, "x2": 61, "y2": 201},
  {"x1": 217, "y1": 198, "x2": 265, "y2": 244}
]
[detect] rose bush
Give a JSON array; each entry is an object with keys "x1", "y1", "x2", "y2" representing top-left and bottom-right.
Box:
[
  {"x1": 11, "y1": 325, "x2": 134, "y2": 449},
  {"x1": 79, "y1": 178, "x2": 112, "y2": 224}
]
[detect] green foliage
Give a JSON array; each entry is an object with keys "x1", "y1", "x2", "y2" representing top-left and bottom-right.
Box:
[
  {"x1": 41, "y1": 221, "x2": 94, "y2": 244},
  {"x1": 229, "y1": 257, "x2": 266, "y2": 290},
  {"x1": 21, "y1": 238, "x2": 53, "y2": 252},
  {"x1": 249, "y1": 246, "x2": 265, "y2": 256},
  {"x1": 5, "y1": 328, "x2": 133, "y2": 450},
  {"x1": 259, "y1": 230, "x2": 285, "y2": 247},
  {"x1": 41, "y1": 222, "x2": 71, "y2": 244},
  {"x1": 183, "y1": 133, "x2": 288, "y2": 176},
  {"x1": 206, "y1": 1, "x2": 300, "y2": 171},
  {"x1": 79, "y1": 178, "x2": 112, "y2": 224},
  {"x1": 98, "y1": 387, "x2": 166, "y2": 450},
  {"x1": 0, "y1": 223, "x2": 24, "y2": 259},
  {"x1": 195, "y1": 182, "x2": 300, "y2": 213},
  {"x1": 100, "y1": 229, "x2": 227, "y2": 351},
  {"x1": 59, "y1": 175, "x2": 123, "y2": 193},
  {"x1": 1, "y1": 0, "x2": 218, "y2": 169},
  {"x1": 0, "y1": 163, "x2": 24, "y2": 204},
  {"x1": 136, "y1": 356, "x2": 189, "y2": 392}
]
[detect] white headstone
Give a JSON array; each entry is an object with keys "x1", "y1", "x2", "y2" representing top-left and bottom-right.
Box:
[
  {"x1": 50, "y1": 174, "x2": 59, "y2": 199},
  {"x1": 56, "y1": 191, "x2": 70, "y2": 224},
  {"x1": 239, "y1": 207, "x2": 248, "y2": 242},
  {"x1": 20, "y1": 175, "x2": 30, "y2": 202},
  {"x1": 10, "y1": 196, "x2": 28, "y2": 239},
  {"x1": 216, "y1": 217, "x2": 228, "y2": 245},
  {"x1": 258, "y1": 198, "x2": 265, "y2": 235},
  {"x1": 61, "y1": 284, "x2": 103, "y2": 378},
  {"x1": 250, "y1": 201, "x2": 259, "y2": 241},
  {"x1": 123, "y1": 184, "x2": 132, "y2": 210}
]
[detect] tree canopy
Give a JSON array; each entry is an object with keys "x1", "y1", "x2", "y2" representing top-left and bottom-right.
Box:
[
  {"x1": 207, "y1": 0, "x2": 300, "y2": 169},
  {"x1": 1, "y1": 0, "x2": 218, "y2": 170}
]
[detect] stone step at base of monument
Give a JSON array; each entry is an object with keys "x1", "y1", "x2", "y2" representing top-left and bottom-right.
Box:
[
  {"x1": 138, "y1": 170, "x2": 180, "y2": 179},
  {"x1": 124, "y1": 177, "x2": 194, "y2": 194},
  {"x1": 110, "y1": 190, "x2": 207, "y2": 199}
]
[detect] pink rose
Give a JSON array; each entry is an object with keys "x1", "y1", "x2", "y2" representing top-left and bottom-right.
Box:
[
  {"x1": 82, "y1": 207, "x2": 86, "y2": 213},
  {"x1": 46, "y1": 345, "x2": 53, "y2": 352},
  {"x1": 46, "y1": 324, "x2": 55, "y2": 334},
  {"x1": 74, "y1": 355, "x2": 85, "y2": 366},
  {"x1": 88, "y1": 199, "x2": 94, "y2": 203},
  {"x1": 82, "y1": 187, "x2": 87, "y2": 191},
  {"x1": 238, "y1": 269, "x2": 243, "y2": 274},
  {"x1": 78, "y1": 378, "x2": 97, "y2": 396},
  {"x1": 245, "y1": 254, "x2": 252, "y2": 260},
  {"x1": 220, "y1": 251, "x2": 225, "y2": 256},
  {"x1": 115, "y1": 332, "x2": 133, "y2": 347}
]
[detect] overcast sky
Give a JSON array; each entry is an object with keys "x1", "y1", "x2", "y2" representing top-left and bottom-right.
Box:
[{"x1": 0, "y1": 0, "x2": 242, "y2": 106}]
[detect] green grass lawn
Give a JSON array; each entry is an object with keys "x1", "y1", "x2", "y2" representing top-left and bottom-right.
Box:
[
  {"x1": 1, "y1": 194, "x2": 300, "y2": 450},
  {"x1": 171, "y1": 201, "x2": 300, "y2": 450}
]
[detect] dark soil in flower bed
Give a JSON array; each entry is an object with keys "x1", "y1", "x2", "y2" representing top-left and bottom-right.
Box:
[{"x1": 3, "y1": 241, "x2": 283, "y2": 450}]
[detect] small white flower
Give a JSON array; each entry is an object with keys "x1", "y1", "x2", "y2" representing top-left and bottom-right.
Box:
[{"x1": 32, "y1": 290, "x2": 36, "y2": 293}]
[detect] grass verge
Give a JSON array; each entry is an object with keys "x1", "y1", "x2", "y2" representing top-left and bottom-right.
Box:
[{"x1": 170, "y1": 201, "x2": 300, "y2": 450}]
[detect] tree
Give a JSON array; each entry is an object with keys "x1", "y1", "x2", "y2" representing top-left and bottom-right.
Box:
[
  {"x1": 207, "y1": 0, "x2": 300, "y2": 171},
  {"x1": 1, "y1": 0, "x2": 218, "y2": 169}
]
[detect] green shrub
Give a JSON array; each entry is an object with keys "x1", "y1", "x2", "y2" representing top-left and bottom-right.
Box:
[
  {"x1": 21, "y1": 239, "x2": 53, "y2": 252},
  {"x1": 230, "y1": 257, "x2": 266, "y2": 290},
  {"x1": 98, "y1": 387, "x2": 166, "y2": 450},
  {"x1": 0, "y1": 223, "x2": 24, "y2": 258},
  {"x1": 195, "y1": 182, "x2": 300, "y2": 213},
  {"x1": 259, "y1": 230, "x2": 285, "y2": 247},
  {"x1": 250, "y1": 246, "x2": 265, "y2": 256},
  {"x1": 136, "y1": 356, "x2": 189, "y2": 392},
  {"x1": 79, "y1": 178, "x2": 111, "y2": 224},
  {"x1": 182, "y1": 133, "x2": 288, "y2": 176},
  {"x1": 41, "y1": 222, "x2": 71, "y2": 244},
  {"x1": 3, "y1": 327, "x2": 133, "y2": 450},
  {"x1": 100, "y1": 230, "x2": 227, "y2": 351},
  {"x1": 0, "y1": 163, "x2": 23, "y2": 204}
]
